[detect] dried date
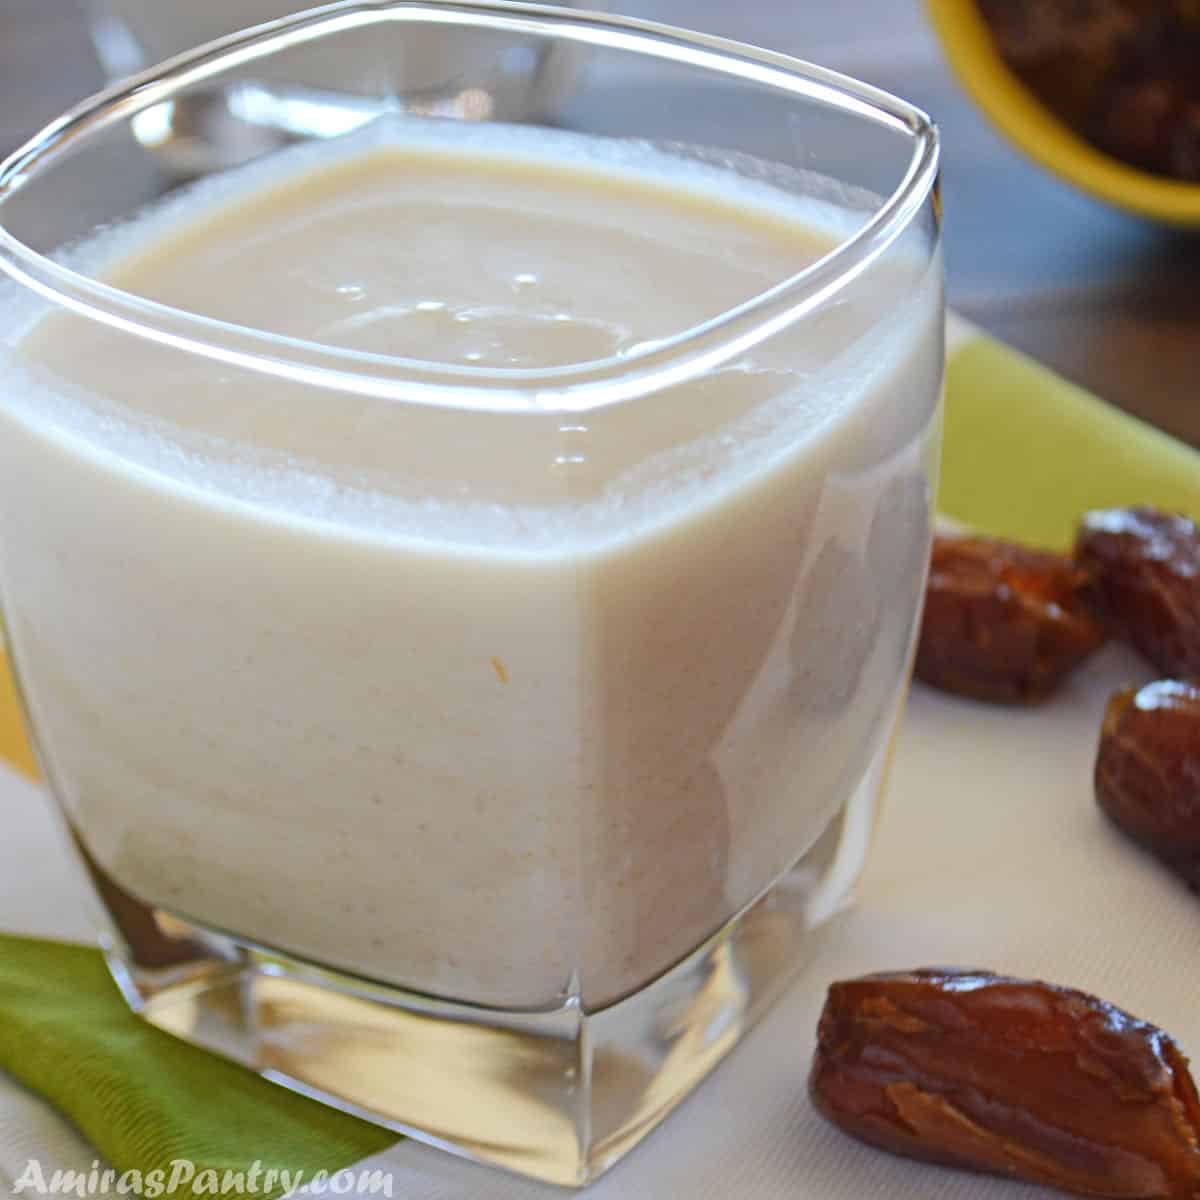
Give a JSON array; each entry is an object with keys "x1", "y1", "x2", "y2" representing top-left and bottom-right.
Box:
[
  {"x1": 1095, "y1": 680, "x2": 1200, "y2": 890},
  {"x1": 1076, "y1": 507, "x2": 1200, "y2": 677},
  {"x1": 810, "y1": 968, "x2": 1200, "y2": 1198},
  {"x1": 915, "y1": 534, "x2": 1106, "y2": 703}
]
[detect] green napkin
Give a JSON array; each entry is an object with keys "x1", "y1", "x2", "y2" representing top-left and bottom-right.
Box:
[
  {"x1": 942, "y1": 336, "x2": 1200, "y2": 546},
  {"x1": 0, "y1": 937, "x2": 396, "y2": 1196},
  {"x1": 2, "y1": 327, "x2": 1199, "y2": 1193}
]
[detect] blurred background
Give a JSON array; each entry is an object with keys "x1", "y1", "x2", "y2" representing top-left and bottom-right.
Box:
[{"x1": 2, "y1": 0, "x2": 1198, "y2": 442}]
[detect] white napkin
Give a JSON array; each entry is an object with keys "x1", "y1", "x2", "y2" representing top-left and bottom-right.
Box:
[{"x1": 4, "y1": 633, "x2": 1195, "y2": 1199}]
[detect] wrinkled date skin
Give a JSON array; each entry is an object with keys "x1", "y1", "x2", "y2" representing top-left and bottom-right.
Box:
[
  {"x1": 1096, "y1": 681, "x2": 1200, "y2": 890},
  {"x1": 915, "y1": 535, "x2": 1106, "y2": 703},
  {"x1": 810, "y1": 969, "x2": 1200, "y2": 1198},
  {"x1": 1077, "y1": 508, "x2": 1200, "y2": 677}
]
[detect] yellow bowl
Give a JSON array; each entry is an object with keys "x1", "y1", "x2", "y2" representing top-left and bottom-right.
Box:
[{"x1": 926, "y1": 0, "x2": 1200, "y2": 226}]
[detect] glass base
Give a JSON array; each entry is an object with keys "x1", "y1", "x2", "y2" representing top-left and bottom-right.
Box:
[{"x1": 71, "y1": 730, "x2": 890, "y2": 1187}]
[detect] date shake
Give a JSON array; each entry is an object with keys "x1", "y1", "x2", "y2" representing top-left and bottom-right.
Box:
[{"x1": 0, "y1": 123, "x2": 941, "y2": 1007}]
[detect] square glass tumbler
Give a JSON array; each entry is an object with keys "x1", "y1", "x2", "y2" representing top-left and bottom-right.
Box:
[{"x1": 0, "y1": 2, "x2": 942, "y2": 1185}]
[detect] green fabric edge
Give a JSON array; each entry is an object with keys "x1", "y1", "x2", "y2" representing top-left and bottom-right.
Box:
[
  {"x1": 0, "y1": 933, "x2": 396, "y2": 1197},
  {"x1": 941, "y1": 335, "x2": 1200, "y2": 546}
]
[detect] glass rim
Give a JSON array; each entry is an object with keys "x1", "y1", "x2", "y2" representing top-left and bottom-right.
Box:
[{"x1": 0, "y1": 0, "x2": 940, "y2": 414}]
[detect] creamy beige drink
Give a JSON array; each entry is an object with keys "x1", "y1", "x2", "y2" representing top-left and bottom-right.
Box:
[{"x1": 0, "y1": 124, "x2": 941, "y2": 1007}]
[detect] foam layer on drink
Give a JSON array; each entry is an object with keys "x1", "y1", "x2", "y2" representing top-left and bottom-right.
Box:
[
  {"x1": 7, "y1": 120, "x2": 922, "y2": 553},
  {"x1": 0, "y1": 120, "x2": 941, "y2": 1006}
]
